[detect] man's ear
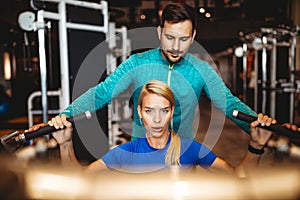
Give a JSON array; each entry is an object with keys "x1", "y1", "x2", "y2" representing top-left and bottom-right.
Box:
[
  {"x1": 157, "y1": 26, "x2": 162, "y2": 40},
  {"x1": 191, "y1": 29, "x2": 196, "y2": 44}
]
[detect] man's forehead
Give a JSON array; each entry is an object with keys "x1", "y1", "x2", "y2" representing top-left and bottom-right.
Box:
[{"x1": 162, "y1": 21, "x2": 193, "y2": 36}]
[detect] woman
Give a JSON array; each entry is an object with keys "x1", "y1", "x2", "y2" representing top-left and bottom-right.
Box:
[{"x1": 50, "y1": 80, "x2": 274, "y2": 174}]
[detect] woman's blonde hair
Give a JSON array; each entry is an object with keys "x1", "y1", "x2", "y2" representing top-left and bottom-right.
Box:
[{"x1": 138, "y1": 80, "x2": 181, "y2": 166}]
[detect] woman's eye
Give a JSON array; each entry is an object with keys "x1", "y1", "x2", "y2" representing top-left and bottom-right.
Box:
[
  {"x1": 162, "y1": 109, "x2": 169, "y2": 114},
  {"x1": 145, "y1": 109, "x2": 152, "y2": 114}
]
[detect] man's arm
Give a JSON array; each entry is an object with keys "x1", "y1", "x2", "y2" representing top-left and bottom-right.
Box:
[
  {"x1": 199, "y1": 61, "x2": 256, "y2": 134},
  {"x1": 60, "y1": 55, "x2": 136, "y2": 118}
]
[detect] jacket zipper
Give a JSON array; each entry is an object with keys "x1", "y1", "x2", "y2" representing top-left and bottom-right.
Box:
[
  {"x1": 168, "y1": 63, "x2": 174, "y2": 131},
  {"x1": 167, "y1": 64, "x2": 174, "y2": 86}
]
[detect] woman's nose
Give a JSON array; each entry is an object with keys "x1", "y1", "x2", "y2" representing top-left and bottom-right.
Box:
[{"x1": 153, "y1": 111, "x2": 161, "y2": 123}]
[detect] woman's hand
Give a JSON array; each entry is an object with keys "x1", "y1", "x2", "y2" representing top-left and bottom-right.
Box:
[
  {"x1": 51, "y1": 126, "x2": 73, "y2": 145},
  {"x1": 249, "y1": 113, "x2": 276, "y2": 149},
  {"x1": 25, "y1": 114, "x2": 71, "y2": 133},
  {"x1": 48, "y1": 114, "x2": 72, "y2": 129},
  {"x1": 49, "y1": 114, "x2": 73, "y2": 145}
]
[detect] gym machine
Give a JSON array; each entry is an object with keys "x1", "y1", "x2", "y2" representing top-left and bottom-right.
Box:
[{"x1": 234, "y1": 25, "x2": 300, "y2": 124}]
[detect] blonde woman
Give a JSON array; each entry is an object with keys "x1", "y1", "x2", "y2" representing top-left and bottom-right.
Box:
[{"x1": 49, "y1": 80, "x2": 274, "y2": 175}]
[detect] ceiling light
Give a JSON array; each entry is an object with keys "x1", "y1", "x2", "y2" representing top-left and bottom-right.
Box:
[
  {"x1": 205, "y1": 12, "x2": 211, "y2": 18},
  {"x1": 140, "y1": 14, "x2": 146, "y2": 20},
  {"x1": 199, "y1": 8, "x2": 205, "y2": 13}
]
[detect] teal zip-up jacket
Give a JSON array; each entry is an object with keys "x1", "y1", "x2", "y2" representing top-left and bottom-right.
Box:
[{"x1": 61, "y1": 48, "x2": 256, "y2": 139}]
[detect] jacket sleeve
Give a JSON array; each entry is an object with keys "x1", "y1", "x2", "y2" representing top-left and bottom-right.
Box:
[
  {"x1": 200, "y1": 62, "x2": 257, "y2": 134},
  {"x1": 60, "y1": 56, "x2": 136, "y2": 117}
]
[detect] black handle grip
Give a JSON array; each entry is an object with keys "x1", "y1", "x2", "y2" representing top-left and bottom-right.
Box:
[
  {"x1": 24, "y1": 111, "x2": 92, "y2": 141},
  {"x1": 232, "y1": 110, "x2": 300, "y2": 146}
]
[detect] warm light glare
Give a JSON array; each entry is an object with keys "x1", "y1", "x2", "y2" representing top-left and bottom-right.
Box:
[
  {"x1": 158, "y1": 9, "x2": 163, "y2": 17},
  {"x1": 3, "y1": 51, "x2": 11, "y2": 80},
  {"x1": 26, "y1": 171, "x2": 91, "y2": 199},
  {"x1": 205, "y1": 12, "x2": 211, "y2": 18},
  {"x1": 140, "y1": 14, "x2": 146, "y2": 20},
  {"x1": 199, "y1": 7, "x2": 205, "y2": 13}
]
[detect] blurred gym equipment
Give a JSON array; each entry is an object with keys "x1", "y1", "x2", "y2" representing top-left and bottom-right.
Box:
[
  {"x1": 0, "y1": 158, "x2": 299, "y2": 200},
  {"x1": 234, "y1": 25, "x2": 300, "y2": 124}
]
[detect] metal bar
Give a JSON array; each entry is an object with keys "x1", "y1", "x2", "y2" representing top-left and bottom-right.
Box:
[
  {"x1": 66, "y1": 22, "x2": 107, "y2": 32},
  {"x1": 270, "y1": 38, "x2": 277, "y2": 118},
  {"x1": 42, "y1": 0, "x2": 105, "y2": 10},
  {"x1": 65, "y1": 0, "x2": 105, "y2": 9},
  {"x1": 242, "y1": 43, "x2": 247, "y2": 103},
  {"x1": 289, "y1": 36, "x2": 296, "y2": 123},
  {"x1": 106, "y1": 22, "x2": 116, "y2": 147},
  {"x1": 254, "y1": 50, "x2": 258, "y2": 111},
  {"x1": 119, "y1": 26, "x2": 128, "y2": 61},
  {"x1": 43, "y1": 11, "x2": 60, "y2": 20},
  {"x1": 232, "y1": 54, "x2": 237, "y2": 93},
  {"x1": 58, "y1": 0, "x2": 71, "y2": 110},
  {"x1": 42, "y1": 2, "x2": 107, "y2": 34},
  {"x1": 261, "y1": 36, "x2": 268, "y2": 113},
  {"x1": 27, "y1": 90, "x2": 61, "y2": 126},
  {"x1": 37, "y1": 10, "x2": 48, "y2": 124},
  {"x1": 101, "y1": 1, "x2": 108, "y2": 33}
]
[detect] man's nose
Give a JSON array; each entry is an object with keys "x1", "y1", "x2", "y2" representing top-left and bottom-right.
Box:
[{"x1": 172, "y1": 39, "x2": 180, "y2": 51}]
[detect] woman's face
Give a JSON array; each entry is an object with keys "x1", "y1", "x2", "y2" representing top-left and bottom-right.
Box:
[{"x1": 138, "y1": 93, "x2": 174, "y2": 138}]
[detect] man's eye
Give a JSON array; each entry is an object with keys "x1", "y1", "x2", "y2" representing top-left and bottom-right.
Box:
[
  {"x1": 145, "y1": 109, "x2": 152, "y2": 114},
  {"x1": 166, "y1": 35, "x2": 173, "y2": 40},
  {"x1": 180, "y1": 37, "x2": 189, "y2": 42}
]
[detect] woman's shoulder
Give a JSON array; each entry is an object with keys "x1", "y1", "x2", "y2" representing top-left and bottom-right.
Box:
[{"x1": 180, "y1": 137, "x2": 202, "y2": 148}]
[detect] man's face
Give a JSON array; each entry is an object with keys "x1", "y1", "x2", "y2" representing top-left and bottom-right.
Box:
[{"x1": 158, "y1": 20, "x2": 196, "y2": 64}]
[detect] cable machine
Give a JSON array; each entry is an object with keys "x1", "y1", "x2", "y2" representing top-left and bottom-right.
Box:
[
  {"x1": 18, "y1": 0, "x2": 108, "y2": 125},
  {"x1": 234, "y1": 25, "x2": 300, "y2": 124}
]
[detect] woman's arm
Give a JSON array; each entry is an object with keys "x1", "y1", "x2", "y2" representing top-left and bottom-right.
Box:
[
  {"x1": 50, "y1": 115, "x2": 108, "y2": 172},
  {"x1": 209, "y1": 113, "x2": 275, "y2": 176}
]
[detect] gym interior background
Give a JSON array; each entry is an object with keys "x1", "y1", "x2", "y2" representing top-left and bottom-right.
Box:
[{"x1": 0, "y1": 0, "x2": 300, "y2": 199}]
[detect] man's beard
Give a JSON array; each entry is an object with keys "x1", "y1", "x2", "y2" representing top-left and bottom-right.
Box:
[{"x1": 161, "y1": 48, "x2": 184, "y2": 64}]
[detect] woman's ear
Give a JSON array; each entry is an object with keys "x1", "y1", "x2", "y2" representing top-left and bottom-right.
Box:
[
  {"x1": 137, "y1": 105, "x2": 142, "y2": 118},
  {"x1": 171, "y1": 106, "x2": 175, "y2": 116}
]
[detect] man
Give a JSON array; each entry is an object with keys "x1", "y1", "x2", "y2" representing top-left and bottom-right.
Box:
[{"x1": 30, "y1": 3, "x2": 256, "y2": 140}]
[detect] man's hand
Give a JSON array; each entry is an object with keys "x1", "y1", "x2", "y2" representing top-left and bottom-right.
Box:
[
  {"x1": 249, "y1": 113, "x2": 276, "y2": 149},
  {"x1": 282, "y1": 123, "x2": 300, "y2": 132},
  {"x1": 25, "y1": 123, "x2": 48, "y2": 133}
]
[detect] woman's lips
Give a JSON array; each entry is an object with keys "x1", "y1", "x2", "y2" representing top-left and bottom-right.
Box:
[{"x1": 151, "y1": 127, "x2": 163, "y2": 132}]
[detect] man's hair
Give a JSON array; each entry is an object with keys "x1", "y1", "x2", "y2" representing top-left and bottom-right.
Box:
[{"x1": 160, "y1": 3, "x2": 197, "y2": 31}]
